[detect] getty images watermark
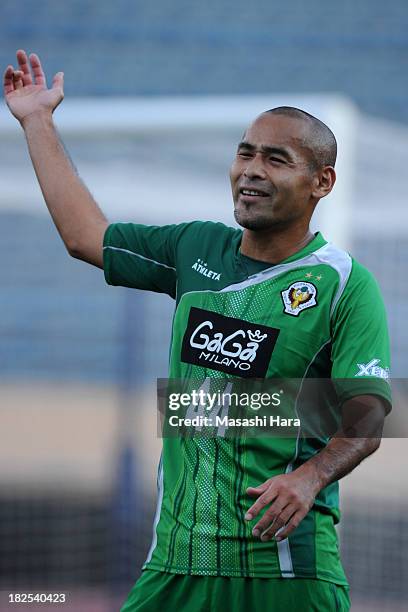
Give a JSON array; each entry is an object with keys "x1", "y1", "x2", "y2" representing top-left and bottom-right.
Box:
[
  {"x1": 166, "y1": 388, "x2": 298, "y2": 430},
  {"x1": 157, "y1": 378, "x2": 402, "y2": 439},
  {"x1": 157, "y1": 380, "x2": 304, "y2": 438}
]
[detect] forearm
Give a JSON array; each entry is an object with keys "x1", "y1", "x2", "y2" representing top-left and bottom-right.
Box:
[
  {"x1": 295, "y1": 392, "x2": 387, "y2": 492},
  {"x1": 245, "y1": 434, "x2": 381, "y2": 542},
  {"x1": 22, "y1": 111, "x2": 107, "y2": 264},
  {"x1": 297, "y1": 435, "x2": 380, "y2": 492}
]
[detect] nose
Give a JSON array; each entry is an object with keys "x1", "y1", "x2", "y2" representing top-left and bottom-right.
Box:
[{"x1": 243, "y1": 154, "x2": 267, "y2": 180}]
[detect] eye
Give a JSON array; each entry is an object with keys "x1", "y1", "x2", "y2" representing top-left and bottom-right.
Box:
[
  {"x1": 269, "y1": 156, "x2": 285, "y2": 164},
  {"x1": 237, "y1": 151, "x2": 253, "y2": 159}
]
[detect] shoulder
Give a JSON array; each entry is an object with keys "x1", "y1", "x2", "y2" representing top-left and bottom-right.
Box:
[
  {"x1": 313, "y1": 241, "x2": 382, "y2": 308},
  {"x1": 332, "y1": 253, "x2": 385, "y2": 320},
  {"x1": 174, "y1": 220, "x2": 240, "y2": 253},
  {"x1": 313, "y1": 241, "x2": 379, "y2": 287},
  {"x1": 104, "y1": 219, "x2": 238, "y2": 246},
  {"x1": 344, "y1": 257, "x2": 382, "y2": 296},
  {"x1": 176, "y1": 220, "x2": 239, "y2": 240}
]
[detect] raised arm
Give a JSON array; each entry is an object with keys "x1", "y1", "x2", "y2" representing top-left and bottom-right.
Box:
[{"x1": 3, "y1": 50, "x2": 108, "y2": 268}]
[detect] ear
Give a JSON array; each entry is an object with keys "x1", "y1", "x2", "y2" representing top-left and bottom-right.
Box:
[{"x1": 311, "y1": 166, "x2": 336, "y2": 200}]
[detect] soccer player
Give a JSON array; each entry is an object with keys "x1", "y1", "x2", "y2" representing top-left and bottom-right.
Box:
[{"x1": 4, "y1": 51, "x2": 391, "y2": 612}]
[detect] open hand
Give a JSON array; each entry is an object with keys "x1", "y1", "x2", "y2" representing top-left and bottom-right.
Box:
[{"x1": 3, "y1": 50, "x2": 64, "y2": 125}]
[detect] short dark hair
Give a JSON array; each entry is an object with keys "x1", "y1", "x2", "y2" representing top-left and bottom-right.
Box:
[{"x1": 265, "y1": 106, "x2": 337, "y2": 169}]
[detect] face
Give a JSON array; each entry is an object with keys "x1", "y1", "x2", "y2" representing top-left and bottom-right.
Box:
[{"x1": 230, "y1": 113, "x2": 319, "y2": 231}]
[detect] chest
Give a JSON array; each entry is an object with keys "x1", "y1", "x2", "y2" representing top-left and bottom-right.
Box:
[{"x1": 172, "y1": 267, "x2": 337, "y2": 378}]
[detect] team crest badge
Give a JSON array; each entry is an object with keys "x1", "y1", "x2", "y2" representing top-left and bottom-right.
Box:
[{"x1": 281, "y1": 281, "x2": 317, "y2": 316}]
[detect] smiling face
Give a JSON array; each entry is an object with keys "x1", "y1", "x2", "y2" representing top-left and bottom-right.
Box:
[{"x1": 230, "y1": 113, "x2": 324, "y2": 232}]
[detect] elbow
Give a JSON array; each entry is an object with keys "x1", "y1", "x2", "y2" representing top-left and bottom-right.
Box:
[
  {"x1": 65, "y1": 239, "x2": 83, "y2": 260},
  {"x1": 364, "y1": 436, "x2": 381, "y2": 457}
]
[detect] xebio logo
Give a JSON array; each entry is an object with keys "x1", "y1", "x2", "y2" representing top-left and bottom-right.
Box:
[{"x1": 181, "y1": 307, "x2": 279, "y2": 378}]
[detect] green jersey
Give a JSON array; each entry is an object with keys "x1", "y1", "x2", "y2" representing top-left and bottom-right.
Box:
[{"x1": 103, "y1": 221, "x2": 391, "y2": 584}]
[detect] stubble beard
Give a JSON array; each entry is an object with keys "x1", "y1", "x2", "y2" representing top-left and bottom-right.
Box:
[
  {"x1": 233, "y1": 197, "x2": 286, "y2": 231},
  {"x1": 233, "y1": 208, "x2": 277, "y2": 231},
  {"x1": 232, "y1": 185, "x2": 285, "y2": 231}
]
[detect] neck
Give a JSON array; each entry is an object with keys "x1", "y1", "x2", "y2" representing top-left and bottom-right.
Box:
[{"x1": 240, "y1": 223, "x2": 315, "y2": 264}]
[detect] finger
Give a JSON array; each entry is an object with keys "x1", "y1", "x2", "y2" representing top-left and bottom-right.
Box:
[
  {"x1": 52, "y1": 71, "x2": 64, "y2": 91},
  {"x1": 3, "y1": 65, "x2": 15, "y2": 95},
  {"x1": 16, "y1": 49, "x2": 33, "y2": 85},
  {"x1": 246, "y1": 479, "x2": 271, "y2": 497},
  {"x1": 29, "y1": 53, "x2": 46, "y2": 87},
  {"x1": 246, "y1": 485, "x2": 269, "y2": 498},
  {"x1": 259, "y1": 504, "x2": 296, "y2": 541},
  {"x1": 252, "y1": 503, "x2": 288, "y2": 539},
  {"x1": 274, "y1": 510, "x2": 303, "y2": 541},
  {"x1": 260, "y1": 516, "x2": 285, "y2": 541},
  {"x1": 245, "y1": 488, "x2": 278, "y2": 521},
  {"x1": 12, "y1": 70, "x2": 24, "y2": 90}
]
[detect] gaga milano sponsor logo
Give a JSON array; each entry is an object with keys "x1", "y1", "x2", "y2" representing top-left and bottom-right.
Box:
[{"x1": 181, "y1": 307, "x2": 280, "y2": 378}]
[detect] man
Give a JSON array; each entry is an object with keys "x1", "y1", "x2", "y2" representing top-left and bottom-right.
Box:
[{"x1": 4, "y1": 51, "x2": 391, "y2": 612}]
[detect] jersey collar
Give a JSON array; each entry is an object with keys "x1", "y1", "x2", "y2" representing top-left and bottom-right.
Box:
[{"x1": 236, "y1": 232, "x2": 327, "y2": 276}]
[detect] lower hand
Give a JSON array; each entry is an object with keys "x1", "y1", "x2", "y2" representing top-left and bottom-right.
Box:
[{"x1": 245, "y1": 466, "x2": 321, "y2": 542}]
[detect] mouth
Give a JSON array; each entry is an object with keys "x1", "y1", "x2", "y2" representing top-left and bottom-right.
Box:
[{"x1": 238, "y1": 187, "x2": 270, "y2": 200}]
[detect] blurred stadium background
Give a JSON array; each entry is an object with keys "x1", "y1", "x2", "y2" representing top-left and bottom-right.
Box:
[{"x1": 0, "y1": 1, "x2": 407, "y2": 611}]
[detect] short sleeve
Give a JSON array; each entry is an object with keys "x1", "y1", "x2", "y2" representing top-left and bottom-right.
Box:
[
  {"x1": 103, "y1": 222, "x2": 185, "y2": 298},
  {"x1": 331, "y1": 260, "x2": 392, "y2": 409}
]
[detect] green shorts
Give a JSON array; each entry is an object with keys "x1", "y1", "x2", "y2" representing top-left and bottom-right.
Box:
[{"x1": 120, "y1": 569, "x2": 350, "y2": 612}]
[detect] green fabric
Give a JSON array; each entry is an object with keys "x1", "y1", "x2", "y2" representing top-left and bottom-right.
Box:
[
  {"x1": 104, "y1": 220, "x2": 391, "y2": 584},
  {"x1": 120, "y1": 570, "x2": 350, "y2": 612}
]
